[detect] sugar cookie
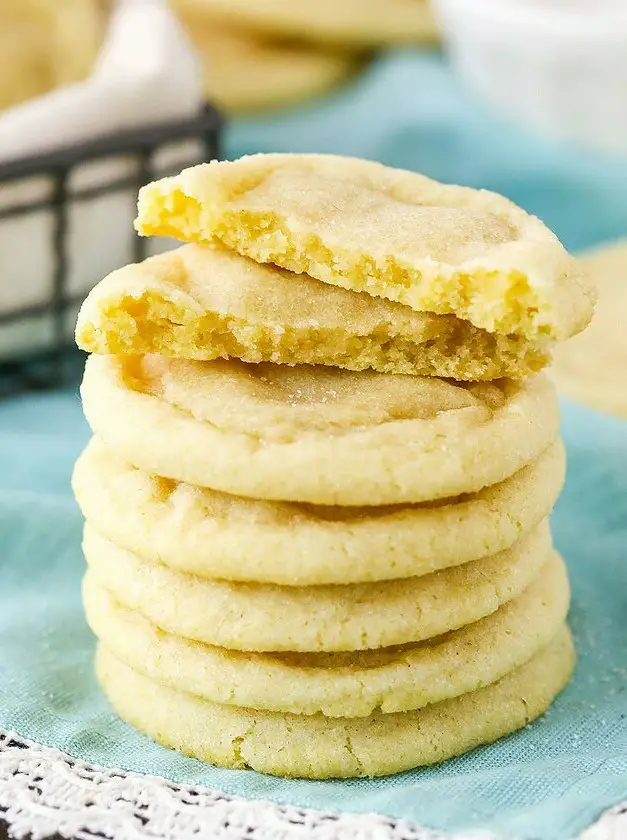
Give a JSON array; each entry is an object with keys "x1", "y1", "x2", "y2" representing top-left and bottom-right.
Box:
[
  {"x1": 96, "y1": 627, "x2": 575, "y2": 778},
  {"x1": 83, "y1": 521, "x2": 554, "y2": 652},
  {"x1": 135, "y1": 154, "x2": 594, "y2": 341},
  {"x1": 0, "y1": 0, "x2": 103, "y2": 111},
  {"x1": 173, "y1": 0, "x2": 438, "y2": 47},
  {"x1": 85, "y1": 552, "x2": 569, "y2": 716},
  {"x1": 80, "y1": 355, "x2": 560, "y2": 505},
  {"x1": 73, "y1": 437, "x2": 564, "y2": 585},
  {"x1": 177, "y1": 17, "x2": 358, "y2": 113},
  {"x1": 551, "y1": 240, "x2": 627, "y2": 418},
  {"x1": 76, "y1": 243, "x2": 549, "y2": 380}
]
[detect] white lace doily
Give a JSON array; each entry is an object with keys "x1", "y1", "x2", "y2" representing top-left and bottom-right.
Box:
[{"x1": 0, "y1": 730, "x2": 623, "y2": 840}]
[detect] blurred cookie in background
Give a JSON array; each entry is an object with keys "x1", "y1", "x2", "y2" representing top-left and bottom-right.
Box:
[
  {"x1": 177, "y1": 14, "x2": 362, "y2": 113},
  {"x1": 551, "y1": 241, "x2": 627, "y2": 419},
  {"x1": 174, "y1": 0, "x2": 438, "y2": 48},
  {"x1": 0, "y1": 0, "x2": 105, "y2": 111}
]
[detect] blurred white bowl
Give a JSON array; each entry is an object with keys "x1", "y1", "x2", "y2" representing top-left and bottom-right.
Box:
[{"x1": 433, "y1": 0, "x2": 627, "y2": 157}]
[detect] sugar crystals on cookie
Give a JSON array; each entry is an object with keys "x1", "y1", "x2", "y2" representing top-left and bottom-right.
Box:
[{"x1": 135, "y1": 153, "x2": 595, "y2": 342}]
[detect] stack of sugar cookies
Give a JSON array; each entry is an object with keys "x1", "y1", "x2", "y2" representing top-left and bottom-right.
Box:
[
  {"x1": 73, "y1": 154, "x2": 595, "y2": 779},
  {"x1": 170, "y1": 0, "x2": 437, "y2": 113}
]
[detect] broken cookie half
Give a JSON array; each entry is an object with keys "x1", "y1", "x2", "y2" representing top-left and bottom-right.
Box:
[
  {"x1": 134, "y1": 153, "x2": 595, "y2": 343},
  {"x1": 76, "y1": 243, "x2": 550, "y2": 380}
]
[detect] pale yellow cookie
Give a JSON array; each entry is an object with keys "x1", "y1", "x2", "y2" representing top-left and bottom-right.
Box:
[
  {"x1": 175, "y1": 16, "x2": 358, "y2": 113},
  {"x1": 0, "y1": 0, "x2": 103, "y2": 111},
  {"x1": 173, "y1": 0, "x2": 438, "y2": 47},
  {"x1": 80, "y1": 355, "x2": 560, "y2": 505},
  {"x1": 134, "y1": 154, "x2": 594, "y2": 341},
  {"x1": 83, "y1": 521, "x2": 554, "y2": 652},
  {"x1": 84, "y1": 552, "x2": 569, "y2": 716},
  {"x1": 551, "y1": 240, "x2": 627, "y2": 418},
  {"x1": 73, "y1": 437, "x2": 564, "y2": 585},
  {"x1": 96, "y1": 627, "x2": 575, "y2": 778},
  {"x1": 75, "y1": 244, "x2": 550, "y2": 380}
]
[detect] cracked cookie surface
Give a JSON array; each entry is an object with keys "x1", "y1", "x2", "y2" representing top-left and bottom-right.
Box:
[
  {"x1": 85, "y1": 551, "x2": 568, "y2": 716},
  {"x1": 96, "y1": 627, "x2": 574, "y2": 778}
]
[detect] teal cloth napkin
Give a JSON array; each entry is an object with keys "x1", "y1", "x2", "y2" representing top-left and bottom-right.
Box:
[{"x1": 1, "y1": 49, "x2": 627, "y2": 840}]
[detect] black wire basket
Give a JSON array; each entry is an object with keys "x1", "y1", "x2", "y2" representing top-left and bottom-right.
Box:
[{"x1": 0, "y1": 104, "x2": 222, "y2": 398}]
